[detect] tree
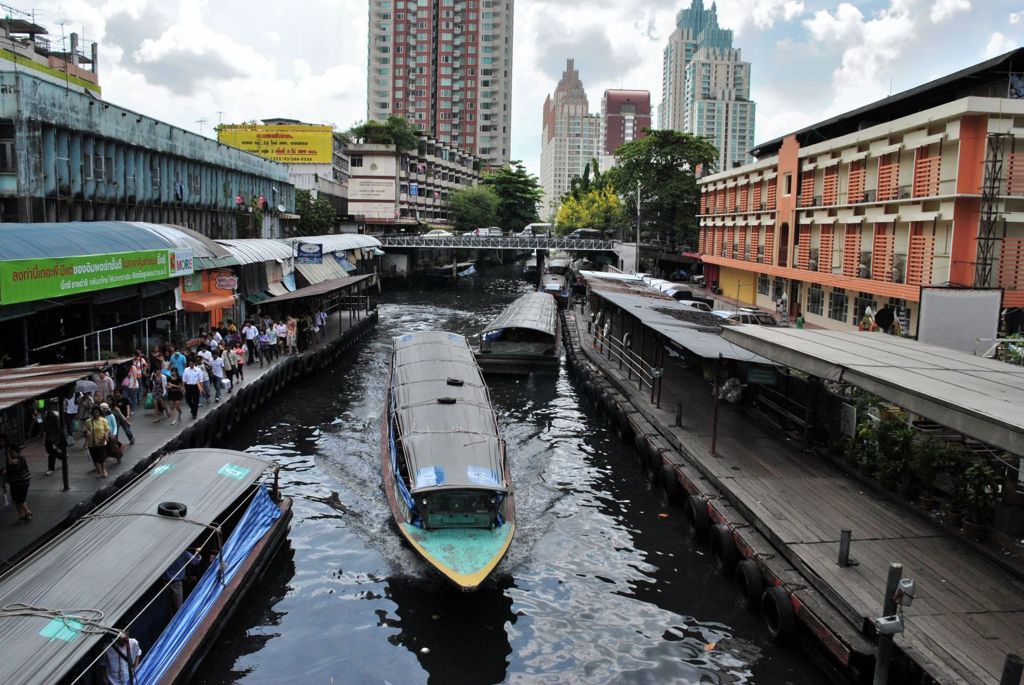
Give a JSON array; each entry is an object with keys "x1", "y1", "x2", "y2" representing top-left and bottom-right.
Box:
[
  {"x1": 562, "y1": 157, "x2": 602, "y2": 204},
  {"x1": 481, "y1": 161, "x2": 543, "y2": 232},
  {"x1": 609, "y1": 130, "x2": 718, "y2": 246},
  {"x1": 555, "y1": 186, "x2": 623, "y2": 234},
  {"x1": 446, "y1": 185, "x2": 499, "y2": 233},
  {"x1": 345, "y1": 116, "x2": 420, "y2": 151},
  {"x1": 295, "y1": 189, "x2": 337, "y2": 236}
]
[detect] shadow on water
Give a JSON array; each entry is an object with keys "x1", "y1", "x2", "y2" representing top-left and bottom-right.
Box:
[{"x1": 193, "y1": 268, "x2": 829, "y2": 684}]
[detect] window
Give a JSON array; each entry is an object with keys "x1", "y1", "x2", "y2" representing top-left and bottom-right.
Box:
[
  {"x1": 828, "y1": 288, "x2": 848, "y2": 322},
  {"x1": 772, "y1": 277, "x2": 785, "y2": 301},
  {"x1": 853, "y1": 292, "x2": 877, "y2": 325},
  {"x1": 757, "y1": 273, "x2": 770, "y2": 296},
  {"x1": 351, "y1": 156, "x2": 364, "y2": 167},
  {"x1": 0, "y1": 139, "x2": 14, "y2": 172},
  {"x1": 807, "y1": 283, "x2": 823, "y2": 315},
  {"x1": 783, "y1": 173, "x2": 792, "y2": 196}
]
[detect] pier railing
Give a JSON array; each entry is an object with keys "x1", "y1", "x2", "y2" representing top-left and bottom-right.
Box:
[{"x1": 595, "y1": 328, "x2": 661, "y2": 400}]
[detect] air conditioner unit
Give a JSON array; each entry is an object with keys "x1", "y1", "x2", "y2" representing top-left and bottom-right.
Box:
[{"x1": 864, "y1": 189, "x2": 876, "y2": 202}]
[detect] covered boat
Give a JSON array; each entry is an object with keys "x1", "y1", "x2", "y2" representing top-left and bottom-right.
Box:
[
  {"x1": 540, "y1": 258, "x2": 571, "y2": 305},
  {"x1": 476, "y1": 292, "x2": 561, "y2": 374},
  {"x1": 382, "y1": 331, "x2": 515, "y2": 591},
  {"x1": 0, "y1": 448, "x2": 291, "y2": 685},
  {"x1": 522, "y1": 256, "x2": 538, "y2": 279}
]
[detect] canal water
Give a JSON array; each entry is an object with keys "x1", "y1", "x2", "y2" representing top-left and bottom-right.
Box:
[{"x1": 196, "y1": 270, "x2": 829, "y2": 684}]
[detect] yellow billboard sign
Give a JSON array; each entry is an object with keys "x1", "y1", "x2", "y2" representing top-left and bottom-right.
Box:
[{"x1": 217, "y1": 124, "x2": 333, "y2": 164}]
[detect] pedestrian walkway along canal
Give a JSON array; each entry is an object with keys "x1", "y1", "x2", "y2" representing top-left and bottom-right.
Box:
[{"x1": 194, "y1": 272, "x2": 830, "y2": 684}]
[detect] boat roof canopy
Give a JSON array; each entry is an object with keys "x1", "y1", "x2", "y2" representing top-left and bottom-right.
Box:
[
  {"x1": 392, "y1": 332, "x2": 506, "y2": 494},
  {"x1": 482, "y1": 292, "x2": 558, "y2": 337},
  {"x1": 0, "y1": 449, "x2": 273, "y2": 685}
]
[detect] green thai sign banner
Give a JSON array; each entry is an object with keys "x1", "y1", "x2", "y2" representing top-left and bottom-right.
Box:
[{"x1": 0, "y1": 248, "x2": 194, "y2": 305}]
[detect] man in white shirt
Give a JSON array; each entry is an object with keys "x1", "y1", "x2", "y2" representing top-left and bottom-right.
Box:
[
  {"x1": 103, "y1": 633, "x2": 142, "y2": 685},
  {"x1": 210, "y1": 354, "x2": 225, "y2": 402},
  {"x1": 182, "y1": 359, "x2": 203, "y2": 419},
  {"x1": 242, "y1": 321, "x2": 259, "y2": 367}
]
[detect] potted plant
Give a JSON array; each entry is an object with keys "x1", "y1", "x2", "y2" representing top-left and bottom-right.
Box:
[
  {"x1": 912, "y1": 435, "x2": 946, "y2": 511},
  {"x1": 875, "y1": 417, "x2": 915, "y2": 495},
  {"x1": 961, "y1": 462, "x2": 996, "y2": 542},
  {"x1": 849, "y1": 419, "x2": 878, "y2": 477}
]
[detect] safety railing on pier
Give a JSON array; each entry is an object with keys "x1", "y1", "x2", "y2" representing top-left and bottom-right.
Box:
[{"x1": 593, "y1": 325, "x2": 663, "y2": 402}]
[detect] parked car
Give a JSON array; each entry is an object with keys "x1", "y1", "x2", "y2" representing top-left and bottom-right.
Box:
[
  {"x1": 567, "y1": 228, "x2": 603, "y2": 240},
  {"x1": 711, "y1": 308, "x2": 779, "y2": 325},
  {"x1": 423, "y1": 229, "x2": 453, "y2": 238},
  {"x1": 676, "y1": 300, "x2": 712, "y2": 312}
]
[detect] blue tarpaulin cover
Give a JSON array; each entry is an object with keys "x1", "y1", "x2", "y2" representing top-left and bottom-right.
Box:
[{"x1": 135, "y1": 485, "x2": 281, "y2": 684}]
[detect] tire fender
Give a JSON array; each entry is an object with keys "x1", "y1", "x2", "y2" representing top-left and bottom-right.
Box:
[
  {"x1": 710, "y1": 523, "x2": 740, "y2": 576},
  {"x1": 685, "y1": 495, "x2": 711, "y2": 541},
  {"x1": 735, "y1": 559, "x2": 763, "y2": 612},
  {"x1": 157, "y1": 501, "x2": 188, "y2": 518},
  {"x1": 761, "y1": 586, "x2": 796, "y2": 642},
  {"x1": 660, "y1": 464, "x2": 684, "y2": 504}
]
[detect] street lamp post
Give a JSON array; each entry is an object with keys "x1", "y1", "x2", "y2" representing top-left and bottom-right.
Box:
[{"x1": 635, "y1": 180, "x2": 641, "y2": 274}]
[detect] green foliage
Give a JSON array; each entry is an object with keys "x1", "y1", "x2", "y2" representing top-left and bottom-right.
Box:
[
  {"x1": 555, "y1": 186, "x2": 623, "y2": 234},
  {"x1": 295, "y1": 189, "x2": 337, "y2": 236},
  {"x1": 346, "y1": 116, "x2": 420, "y2": 151},
  {"x1": 874, "y1": 417, "x2": 917, "y2": 486},
  {"x1": 961, "y1": 462, "x2": 996, "y2": 523},
  {"x1": 446, "y1": 185, "x2": 499, "y2": 233},
  {"x1": 481, "y1": 161, "x2": 542, "y2": 232},
  {"x1": 562, "y1": 158, "x2": 604, "y2": 203},
  {"x1": 607, "y1": 129, "x2": 718, "y2": 246}
]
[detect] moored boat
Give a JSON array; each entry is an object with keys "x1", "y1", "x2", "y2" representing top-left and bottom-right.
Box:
[
  {"x1": 476, "y1": 292, "x2": 561, "y2": 374},
  {"x1": 0, "y1": 448, "x2": 292, "y2": 685},
  {"x1": 381, "y1": 331, "x2": 515, "y2": 591},
  {"x1": 540, "y1": 258, "x2": 571, "y2": 305}
]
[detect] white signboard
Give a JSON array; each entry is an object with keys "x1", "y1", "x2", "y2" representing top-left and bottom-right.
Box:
[
  {"x1": 349, "y1": 178, "x2": 396, "y2": 202},
  {"x1": 917, "y1": 287, "x2": 1002, "y2": 354}
]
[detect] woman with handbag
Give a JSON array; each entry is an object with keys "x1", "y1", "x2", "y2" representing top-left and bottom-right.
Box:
[{"x1": 166, "y1": 368, "x2": 184, "y2": 426}]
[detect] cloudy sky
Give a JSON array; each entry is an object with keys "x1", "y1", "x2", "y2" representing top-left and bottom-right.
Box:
[{"x1": 27, "y1": 0, "x2": 1023, "y2": 176}]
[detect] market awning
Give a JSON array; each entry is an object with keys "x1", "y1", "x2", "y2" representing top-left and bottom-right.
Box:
[
  {"x1": 0, "y1": 359, "x2": 129, "y2": 412},
  {"x1": 260, "y1": 274, "x2": 373, "y2": 306},
  {"x1": 720, "y1": 327, "x2": 1024, "y2": 455},
  {"x1": 294, "y1": 259, "x2": 349, "y2": 286},
  {"x1": 180, "y1": 292, "x2": 236, "y2": 313}
]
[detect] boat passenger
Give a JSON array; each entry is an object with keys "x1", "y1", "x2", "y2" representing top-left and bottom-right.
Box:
[{"x1": 102, "y1": 632, "x2": 142, "y2": 685}]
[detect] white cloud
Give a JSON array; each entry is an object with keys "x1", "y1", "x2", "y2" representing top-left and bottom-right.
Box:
[
  {"x1": 930, "y1": 0, "x2": 970, "y2": 24},
  {"x1": 1010, "y1": 10, "x2": 1024, "y2": 24},
  {"x1": 715, "y1": 0, "x2": 806, "y2": 36},
  {"x1": 804, "y1": 3, "x2": 864, "y2": 43},
  {"x1": 985, "y1": 31, "x2": 1019, "y2": 58}
]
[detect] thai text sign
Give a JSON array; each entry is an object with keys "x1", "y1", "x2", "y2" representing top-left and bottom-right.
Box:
[
  {"x1": 0, "y1": 249, "x2": 194, "y2": 305},
  {"x1": 217, "y1": 124, "x2": 333, "y2": 164}
]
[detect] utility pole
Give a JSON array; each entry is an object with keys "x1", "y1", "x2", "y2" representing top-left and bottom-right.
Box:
[
  {"x1": 196, "y1": 117, "x2": 208, "y2": 137},
  {"x1": 635, "y1": 180, "x2": 641, "y2": 274}
]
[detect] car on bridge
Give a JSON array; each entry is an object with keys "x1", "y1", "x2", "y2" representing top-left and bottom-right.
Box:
[
  {"x1": 517, "y1": 223, "x2": 552, "y2": 237},
  {"x1": 423, "y1": 229, "x2": 453, "y2": 238},
  {"x1": 462, "y1": 227, "x2": 503, "y2": 236},
  {"x1": 567, "y1": 228, "x2": 603, "y2": 240}
]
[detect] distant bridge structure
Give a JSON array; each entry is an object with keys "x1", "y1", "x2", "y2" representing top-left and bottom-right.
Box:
[{"x1": 377, "y1": 235, "x2": 618, "y2": 251}]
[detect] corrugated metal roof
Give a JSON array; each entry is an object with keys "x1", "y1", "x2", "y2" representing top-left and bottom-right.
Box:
[
  {"x1": 391, "y1": 332, "x2": 506, "y2": 493},
  {"x1": 721, "y1": 327, "x2": 1024, "y2": 456},
  {"x1": 294, "y1": 259, "x2": 348, "y2": 285},
  {"x1": 0, "y1": 359, "x2": 129, "y2": 411},
  {"x1": 482, "y1": 292, "x2": 558, "y2": 336},
  {"x1": 134, "y1": 223, "x2": 235, "y2": 269},
  {"x1": 215, "y1": 239, "x2": 294, "y2": 265},
  {"x1": 284, "y1": 234, "x2": 382, "y2": 253},
  {"x1": 0, "y1": 222, "x2": 175, "y2": 260},
  {"x1": 0, "y1": 449, "x2": 274, "y2": 685}
]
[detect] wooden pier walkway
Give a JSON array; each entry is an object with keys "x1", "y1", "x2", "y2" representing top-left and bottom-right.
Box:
[{"x1": 567, "y1": 308, "x2": 1024, "y2": 684}]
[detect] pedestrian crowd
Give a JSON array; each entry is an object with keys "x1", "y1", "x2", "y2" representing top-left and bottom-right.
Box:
[{"x1": 2, "y1": 309, "x2": 330, "y2": 527}]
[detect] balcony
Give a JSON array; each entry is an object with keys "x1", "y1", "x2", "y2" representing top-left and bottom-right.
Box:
[
  {"x1": 859, "y1": 251, "x2": 872, "y2": 279},
  {"x1": 892, "y1": 253, "x2": 907, "y2": 284}
]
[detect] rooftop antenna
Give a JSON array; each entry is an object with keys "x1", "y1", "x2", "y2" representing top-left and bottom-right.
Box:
[
  {"x1": 56, "y1": 19, "x2": 70, "y2": 92},
  {"x1": 888, "y1": 74, "x2": 893, "y2": 96},
  {"x1": 196, "y1": 116, "x2": 208, "y2": 136}
]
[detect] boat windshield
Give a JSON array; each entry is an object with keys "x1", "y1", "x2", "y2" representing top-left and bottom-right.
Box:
[{"x1": 421, "y1": 489, "x2": 503, "y2": 528}]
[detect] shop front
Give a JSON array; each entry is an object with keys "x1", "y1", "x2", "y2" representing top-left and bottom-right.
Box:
[{"x1": 180, "y1": 269, "x2": 240, "y2": 336}]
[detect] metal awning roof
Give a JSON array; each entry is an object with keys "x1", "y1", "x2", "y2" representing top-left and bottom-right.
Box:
[
  {"x1": 720, "y1": 327, "x2": 1024, "y2": 455},
  {"x1": 589, "y1": 287, "x2": 770, "y2": 363},
  {"x1": 0, "y1": 449, "x2": 273, "y2": 685},
  {"x1": 391, "y1": 332, "x2": 505, "y2": 493},
  {"x1": 214, "y1": 239, "x2": 294, "y2": 265},
  {"x1": 294, "y1": 259, "x2": 349, "y2": 285},
  {"x1": 0, "y1": 359, "x2": 129, "y2": 412},
  {"x1": 260, "y1": 274, "x2": 373, "y2": 305},
  {"x1": 283, "y1": 234, "x2": 383, "y2": 253},
  {"x1": 482, "y1": 292, "x2": 558, "y2": 337},
  {"x1": 0, "y1": 222, "x2": 177, "y2": 260},
  {"x1": 134, "y1": 223, "x2": 235, "y2": 269}
]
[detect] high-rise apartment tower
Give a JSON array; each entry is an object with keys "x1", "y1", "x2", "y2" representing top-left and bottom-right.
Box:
[
  {"x1": 540, "y1": 59, "x2": 602, "y2": 217},
  {"x1": 660, "y1": 0, "x2": 755, "y2": 171},
  {"x1": 367, "y1": 0, "x2": 514, "y2": 168},
  {"x1": 600, "y1": 89, "x2": 651, "y2": 171}
]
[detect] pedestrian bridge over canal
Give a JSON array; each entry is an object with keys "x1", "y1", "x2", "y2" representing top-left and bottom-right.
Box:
[{"x1": 377, "y1": 235, "x2": 618, "y2": 251}]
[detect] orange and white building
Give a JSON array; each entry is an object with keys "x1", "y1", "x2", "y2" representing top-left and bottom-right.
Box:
[{"x1": 697, "y1": 50, "x2": 1024, "y2": 332}]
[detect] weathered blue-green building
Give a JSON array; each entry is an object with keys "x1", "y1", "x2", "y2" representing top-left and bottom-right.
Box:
[{"x1": 0, "y1": 15, "x2": 295, "y2": 237}]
